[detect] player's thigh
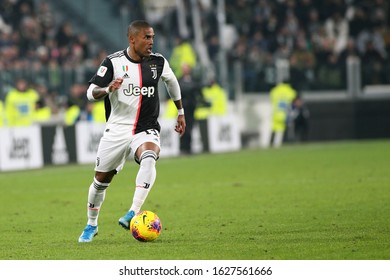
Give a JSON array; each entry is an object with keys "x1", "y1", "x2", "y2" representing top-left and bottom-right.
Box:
[
  {"x1": 131, "y1": 129, "x2": 161, "y2": 160},
  {"x1": 95, "y1": 135, "x2": 130, "y2": 172}
]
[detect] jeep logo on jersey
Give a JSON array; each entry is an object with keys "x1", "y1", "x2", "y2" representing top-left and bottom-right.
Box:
[{"x1": 123, "y1": 84, "x2": 155, "y2": 97}]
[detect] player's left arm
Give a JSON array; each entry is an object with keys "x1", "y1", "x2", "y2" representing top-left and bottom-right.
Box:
[
  {"x1": 161, "y1": 57, "x2": 186, "y2": 136},
  {"x1": 173, "y1": 99, "x2": 186, "y2": 136}
]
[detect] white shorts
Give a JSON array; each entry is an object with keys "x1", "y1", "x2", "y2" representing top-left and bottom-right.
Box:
[{"x1": 94, "y1": 123, "x2": 160, "y2": 172}]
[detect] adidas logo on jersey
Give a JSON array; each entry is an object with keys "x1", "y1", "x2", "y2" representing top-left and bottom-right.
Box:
[
  {"x1": 123, "y1": 84, "x2": 155, "y2": 97},
  {"x1": 123, "y1": 73, "x2": 130, "y2": 79}
]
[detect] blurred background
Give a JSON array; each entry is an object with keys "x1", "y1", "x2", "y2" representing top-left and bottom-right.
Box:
[{"x1": 0, "y1": 0, "x2": 389, "y2": 165}]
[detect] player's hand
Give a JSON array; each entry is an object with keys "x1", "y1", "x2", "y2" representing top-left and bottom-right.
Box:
[
  {"x1": 175, "y1": 114, "x2": 186, "y2": 137},
  {"x1": 107, "y1": 77, "x2": 124, "y2": 92}
]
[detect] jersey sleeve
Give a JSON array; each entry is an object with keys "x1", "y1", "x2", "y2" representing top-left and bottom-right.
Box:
[
  {"x1": 160, "y1": 57, "x2": 181, "y2": 101},
  {"x1": 88, "y1": 57, "x2": 114, "y2": 88}
]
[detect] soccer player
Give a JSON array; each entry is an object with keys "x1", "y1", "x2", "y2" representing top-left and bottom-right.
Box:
[{"x1": 78, "y1": 20, "x2": 186, "y2": 242}]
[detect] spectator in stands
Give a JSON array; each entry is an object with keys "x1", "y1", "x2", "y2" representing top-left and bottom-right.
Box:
[
  {"x1": 338, "y1": 38, "x2": 359, "y2": 83},
  {"x1": 348, "y1": 6, "x2": 367, "y2": 38},
  {"x1": 324, "y1": 11, "x2": 349, "y2": 55},
  {"x1": 55, "y1": 21, "x2": 74, "y2": 49},
  {"x1": 317, "y1": 52, "x2": 344, "y2": 89},
  {"x1": 227, "y1": 0, "x2": 252, "y2": 35},
  {"x1": 18, "y1": 13, "x2": 41, "y2": 56},
  {"x1": 75, "y1": 33, "x2": 90, "y2": 60},
  {"x1": 357, "y1": 25, "x2": 387, "y2": 58},
  {"x1": 361, "y1": 41, "x2": 386, "y2": 85},
  {"x1": 5, "y1": 77, "x2": 39, "y2": 126},
  {"x1": 306, "y1": 8, "x2": 322, "y2": 39},
  {"x1": 10, "y1": 0, "x2": 35, "y2": 30},
  {"x1": 295, "y1": 0, "x2": 315, "y2": 27},
  {"x1": 36, "y1": 0, "x2": 55, "y2": 37},
  {"x1": 289, "y1": 34, "x2": 316, "y2": 90},
  {"x1": 0, "y1": 13, "x2": 12, "y2": 34}
]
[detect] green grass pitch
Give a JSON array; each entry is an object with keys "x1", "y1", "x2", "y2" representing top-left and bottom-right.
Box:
[{"x1": 0, "y1": 140, "x2": 389, "y2": 260}]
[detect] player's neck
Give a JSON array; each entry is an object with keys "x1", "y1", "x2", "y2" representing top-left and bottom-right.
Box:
[{"x1": 127, "y1": 47, "x2": 142, "y2": 62}]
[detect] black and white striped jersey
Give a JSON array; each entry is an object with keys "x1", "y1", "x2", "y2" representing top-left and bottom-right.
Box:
[{"x1": 88, "y1": 47, "x2": 181, "y2": 134}]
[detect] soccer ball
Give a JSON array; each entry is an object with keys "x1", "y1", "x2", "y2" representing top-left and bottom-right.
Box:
[{"x1": 130, "y1": 210, "x2": 162, "y2": 242}]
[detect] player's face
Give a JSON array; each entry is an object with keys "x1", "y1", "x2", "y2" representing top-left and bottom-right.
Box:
[{"x1": 134, "y1": 27, "x2": 155, "y2": 58}]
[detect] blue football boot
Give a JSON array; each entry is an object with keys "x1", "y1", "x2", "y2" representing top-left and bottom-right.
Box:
[
  {"x1": 118, "y1": 210, "x2": 135, "y2": 230},
  {"x1": 78, "y1": 225, "x2": 98, "y2": 242}
]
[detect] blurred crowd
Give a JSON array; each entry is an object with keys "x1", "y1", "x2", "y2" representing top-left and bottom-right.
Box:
[
  {"x1": 208, "y1": 0, "x2": 390, "y2": 91},
  {"x1": 0, "y1": 0, "x2": 107, "y2": 126},
  {"x1": 1, "y1": 0, "x2": 389, "y2": 127}
]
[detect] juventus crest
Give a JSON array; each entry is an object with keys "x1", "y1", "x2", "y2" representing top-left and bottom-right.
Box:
[{"x1": 150, "y1": 65, "x2": 157, "y2": 79}]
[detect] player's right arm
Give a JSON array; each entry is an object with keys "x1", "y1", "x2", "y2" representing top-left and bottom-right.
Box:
[
  {"x1": 86, "y1": 57, "x2": 123, "y2": 101},
  {"x1": 87, "y1": 78, "x2": 124, "y2": 101}
]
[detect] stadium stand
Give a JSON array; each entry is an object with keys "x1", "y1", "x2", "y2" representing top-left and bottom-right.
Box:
[{"x1": 0, "y1": 0, "x2": 389, "y2": 126}]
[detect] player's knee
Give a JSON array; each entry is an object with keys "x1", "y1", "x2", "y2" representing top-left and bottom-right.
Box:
[
  {"x1": 93, "y1": 177, "x2": 110, "y2": 190},
  {"x1": 95, "y1": 170, "x2": 116, "y2": 183},
  {"x1": 139, "y1": 150, "x2": 158, "y2": 167}
]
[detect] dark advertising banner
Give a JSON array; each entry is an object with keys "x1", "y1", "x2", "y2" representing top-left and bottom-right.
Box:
[{"x1": 41, "y1": 125, "x2": 77, "y2": 165}]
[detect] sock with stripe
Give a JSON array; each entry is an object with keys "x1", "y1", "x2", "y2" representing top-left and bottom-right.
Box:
[
  {"x1": 130, "y1": 150, "x2": 157, "y2": 213},
  {"x1": 87, "y1": 178, "x2": 109, "y2": 226}
]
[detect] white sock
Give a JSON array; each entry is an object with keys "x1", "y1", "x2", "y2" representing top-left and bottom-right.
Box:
[
  {"x1": 87, "y1": 178, "x2": 109, "y2": 226},
  {"x1": 130, "y1": 154, "x2": 156, "y2": 213}
]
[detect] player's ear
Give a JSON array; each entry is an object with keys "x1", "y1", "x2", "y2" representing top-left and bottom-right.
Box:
[{"x1": 129, "y1": 36, "x2": 135, "y2": 45}]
